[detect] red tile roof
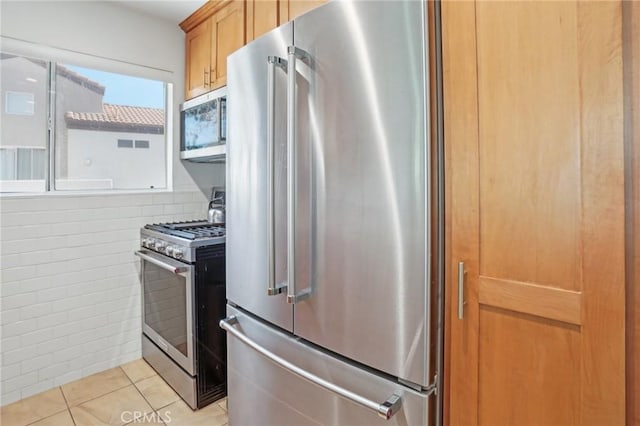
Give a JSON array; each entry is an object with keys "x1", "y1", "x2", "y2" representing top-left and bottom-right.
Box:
[{"x1": 65, "y1": 104, "x2": 164, "y2": 134}]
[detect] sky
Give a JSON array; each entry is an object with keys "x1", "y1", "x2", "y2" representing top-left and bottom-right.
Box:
[{"x1": 64, "y1": 65, "x2": 165, "y2": 109}]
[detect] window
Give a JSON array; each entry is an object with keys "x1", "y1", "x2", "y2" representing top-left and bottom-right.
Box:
[
  {"x1": 0, "y1": 52, "x2": 169, "y2": 193},
  {"x1": 6, "y1": 91, "x2": 35, "y2": 115}
]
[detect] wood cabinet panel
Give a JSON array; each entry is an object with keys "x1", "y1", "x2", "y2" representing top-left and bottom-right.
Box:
[
  {"x1": 624, "y1": 2, "x2": 640, "y2": 425},
  {"x1": 211, "y1": 1, "x2": 245, "y2": 89},
  {"x1": 477, "y1": 1, "x2": 580, "y2": 291},
  {"x1": 444, "y1": 1, "x2": 625, "y2": 424},
  {"x1": 280, "y1": 0, "x2": 325, "y2": 22},
  {"x1": 478, "y1": 308, "x2": 581, "y2": 425},
  {"x1": 185, "y1": 19, "x2": 212, "y2": 99},
  {"x1": 442, "y1": 2, "x2": 480, "y2": 425},
  {"x1": 246, "y1": 0, "x2": 279, "y2": 42}
]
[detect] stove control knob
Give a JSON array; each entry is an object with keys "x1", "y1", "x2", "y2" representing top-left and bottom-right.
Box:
[
  {"x1": 173, "y1": 248, "x2": 184, "y2": 259},
  {"x1": 166, "y1": 246, "x2": 174, "y2": 256},
  {"x1": 154, "y1": 241, "x2": 167, "y2": 251},
  {"x1": 144, "y1": 238, "x2": 153, "y2": 248}
]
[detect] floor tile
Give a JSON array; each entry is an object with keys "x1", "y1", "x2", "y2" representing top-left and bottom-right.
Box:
[
  {"x1": 121, "y1": 359, "x2": 157, "y2": 383},
  {"x1": 134, "y1": 375, "x2": 180, "y2": 410},
  {"x1": 124, "y1": 413, "x2": 166, "y2": 425},
  {"x1": 62, "y1": 367, "x2": 131, "y2": 407},
  {"x1": 69, "y1": 385, "x2": 154, "y2": 426},
  {"x1": 157, "y1": 399, "x2": 227, "y2": 426},
  {"x1": 0, "y1": 388, "x2": 67, "y2": 426},
  {"x1": 29, "y1": 409, "x2": 75, "y2": 426},
  {"x1": 216, "y1": 397, "x2": 227, "y2": 412}
]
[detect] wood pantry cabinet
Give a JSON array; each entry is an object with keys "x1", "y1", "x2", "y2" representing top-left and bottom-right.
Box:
[
  {"x1": 443, "y1": 1, "x2": 626, "y2": 425},
  {"x1": 181, "y1": 0, "x2": 245, "y2": 99}
]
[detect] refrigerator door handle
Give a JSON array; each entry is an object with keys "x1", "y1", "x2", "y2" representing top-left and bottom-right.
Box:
[
  {"x1": 267, "y1": 55, "x2": 288, "y2": 297},
  {"x1": 286, "y1": 46, "x2": 311, "y2": 304},
  {"x1": 220, "y1": 315, "x2": 403, "y2": 420}
]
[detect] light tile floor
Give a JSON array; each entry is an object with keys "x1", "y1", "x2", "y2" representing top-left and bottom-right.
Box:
[{"x1": 0, "y1": 359, "x2": 228, "y2": 426}]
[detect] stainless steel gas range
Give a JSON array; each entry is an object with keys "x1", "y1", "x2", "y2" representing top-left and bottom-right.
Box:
[{"x1": 135, "y1": 221, "x2": 226, "y2": 409}]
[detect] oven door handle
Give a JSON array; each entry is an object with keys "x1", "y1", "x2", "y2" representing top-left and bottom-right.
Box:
[{"x1": 135, "y1": 250, "x2": 189, "y2": 275}]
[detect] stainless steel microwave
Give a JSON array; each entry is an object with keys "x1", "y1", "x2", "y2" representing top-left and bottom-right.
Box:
[{"x1": 180, "y1": 86, "x2": 227, "y2": 162}]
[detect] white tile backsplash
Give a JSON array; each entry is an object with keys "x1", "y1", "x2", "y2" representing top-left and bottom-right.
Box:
[
  {"x1": 19, "y1": 302, "x2": 52, "y2": 320},
  {"x1": 0, "y1": 190, "x2": 208, "y2": 405}
]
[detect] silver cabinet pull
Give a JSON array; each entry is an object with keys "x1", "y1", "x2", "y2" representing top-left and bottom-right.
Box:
[
  {"x1": 286, "y1": 46, "x2": 311, "y2": 304},
  {"x1": 220, "y1": 316, "x2": 403, "y2": 420},
  {"x1": 135, "y1": 250, "x2": 189, "y2": 275},
  {"x1": 266, "y1": 56, "x2": 288, "y2": 296},
  {"x1": 458, "y1": 261, "x2": 466, "y2": 319}
]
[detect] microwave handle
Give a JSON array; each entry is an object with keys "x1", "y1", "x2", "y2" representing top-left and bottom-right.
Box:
[{"x1": 218, "y1": 98, "x2": 223, "y2": 143}]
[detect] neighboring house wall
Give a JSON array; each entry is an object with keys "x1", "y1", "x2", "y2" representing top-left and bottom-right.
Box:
[
  {"x1": 1, "y1": 56, "x2": 105, "y2": 179},
  {"x1": 66, "y1": 130, "x2": 165, "y2": 189},
  {"x1": 0, "y1": 57, "x2": 48, "y2": 149},
  {"x1": 0, "y1": 0, "x2": 224, "y2": 406},
  {"x1": 54, "y1": 65, "x2": 105, "y2": 177}
]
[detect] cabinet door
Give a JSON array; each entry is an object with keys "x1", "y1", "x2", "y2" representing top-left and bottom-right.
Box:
[
  {"x1": 246, "y1": 0, "x2": 279, "y2": 42},
  {"x1": 210, "y1": 1, "x2": 245, "y2": 90},
  {"x1": 444, "y1": 1, "x2": 625, "y2": 425},
  {"x1": 280, "y1": 0, "x2": 325, "y2": 22},
  {"x1": 185, "y1": 19, "x2": 212, "y2": 99}
]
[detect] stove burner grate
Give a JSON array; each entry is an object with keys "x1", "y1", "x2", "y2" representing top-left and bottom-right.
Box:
[{"x1": 145, "y1": 220, "x2": 225, "y2": 240}]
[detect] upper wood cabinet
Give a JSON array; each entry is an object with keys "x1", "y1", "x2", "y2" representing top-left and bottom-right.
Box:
[
  {"x1": 184, "y1": 18, "x2": 213, "y2": 99},
  {"x1": 212, "y1": 1, "x2": 244, "y2": 89},
  {"x1": 246, "y1": 0, "x2": 326, "y2": 43},
  {"x1": 246, "y1": 0, "x2": 279, "y2": 42},
  {"x1": 182, "y1": 0, "x2": 327, "y2": 99},
  {"x1": 181, "y1": 0, "x2": 245, "y2": 99},
  {"x1": 281, "y1": 0, "x2": 326, "y2": 22}
]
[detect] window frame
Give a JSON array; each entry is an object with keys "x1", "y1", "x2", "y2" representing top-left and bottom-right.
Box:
[{"x1": 0, "y1": 48, "x2": 172, "y2": 195}]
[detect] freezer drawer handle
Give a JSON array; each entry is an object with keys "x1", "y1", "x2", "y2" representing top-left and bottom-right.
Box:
[
  {"x1": 266, "y1": 55, "x2": 288, "y2": 297},
  {"x1": 220, "y1": 315, "x2": 403, "y2": 420}
]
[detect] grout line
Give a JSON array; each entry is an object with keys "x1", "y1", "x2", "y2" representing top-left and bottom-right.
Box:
[
  {"x1": 61, "y1": 370, "x2": 133, "y2": 409},
  {"x1": 119, "y1": 366, "x2": 135, "y2": 385},
  {"x1": 121, "y1": 364, "x2": 170, "y2": 425},
  {"x1": 58, "y1": 386, "x2": 77, "y2": 426},
  {"x1": 59, "y1": 386, "x2": 71, "y2": 410},
  {"x1": 23, "y1": 404, "x2": 71, "y2": 426},
  {"x1": 132, "y1": 376, "x2": 158, "y2": 413}
]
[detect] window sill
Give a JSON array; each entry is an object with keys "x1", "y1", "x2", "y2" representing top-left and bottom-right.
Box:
[{"x1": 0, "y1": 188, "x2": 174, "y2": 199}]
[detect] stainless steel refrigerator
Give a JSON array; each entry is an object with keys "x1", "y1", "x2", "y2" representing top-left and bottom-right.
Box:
[{"x1": 221, "y1": 1, "x2": 439, "y2": 424}]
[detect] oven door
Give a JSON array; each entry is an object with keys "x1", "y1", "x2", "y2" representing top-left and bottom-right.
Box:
[{"x1": 136, "y1": 250, "x2": 196, "y2": 376}]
